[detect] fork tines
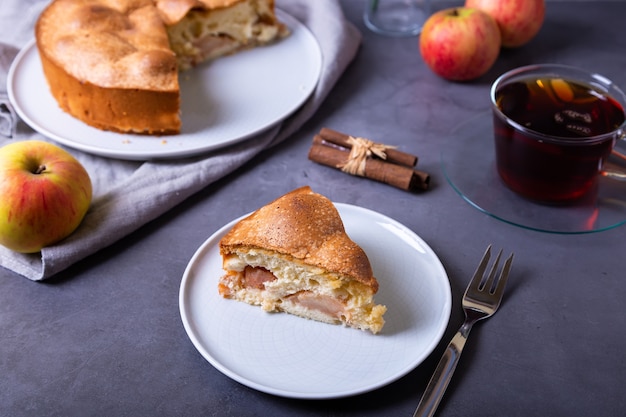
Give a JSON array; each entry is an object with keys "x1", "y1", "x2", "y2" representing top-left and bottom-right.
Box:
[{"x1": 469, "y1": 245, "x2": 514, "y2": 295}]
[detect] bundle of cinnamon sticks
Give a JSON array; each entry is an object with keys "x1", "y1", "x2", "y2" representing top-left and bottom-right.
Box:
[{"x1": 308, "y1": 128, "x2": 430, "y2": 192}]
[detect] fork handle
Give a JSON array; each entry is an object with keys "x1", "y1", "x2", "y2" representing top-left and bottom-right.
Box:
[{"x1": 413, "y1": 330, "x2": 469, "y2": 417}]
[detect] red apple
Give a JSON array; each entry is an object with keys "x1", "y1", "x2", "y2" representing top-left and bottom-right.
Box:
[
  {"x1": 466, "y1": 0, "x2": 545, "y2": 48},
  {"x1": 419, "y1": 7, "x2": 501, "y2": 81},
  {"x1": 0, "y1": 140, "x2": 92, "y2": 253}
]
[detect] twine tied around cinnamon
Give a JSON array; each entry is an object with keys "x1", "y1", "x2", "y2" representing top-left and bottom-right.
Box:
[{"x1": 338, "y1": 136, "x2": 397, "y2": 176}]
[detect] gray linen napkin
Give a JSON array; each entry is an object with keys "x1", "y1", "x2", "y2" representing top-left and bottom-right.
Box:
[{"x1": 0, "y1": 0, "x2": 361, "y2": 281}]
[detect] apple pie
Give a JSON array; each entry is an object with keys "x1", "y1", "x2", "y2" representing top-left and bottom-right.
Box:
[
  {"x1": 218, "y1": 186, "x2": 387, "y2": 334},
  {"x1": 35, "y1": 0, "x2": 289, "y2": 135}
]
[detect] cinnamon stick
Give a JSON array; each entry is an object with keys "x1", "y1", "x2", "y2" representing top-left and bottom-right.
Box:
[
  {"x1": 308, "y1": 136, "x2": 430, "y2": 191},
  {"x1": 319, "y1": 128, "x2": 418, "y2": 167}
]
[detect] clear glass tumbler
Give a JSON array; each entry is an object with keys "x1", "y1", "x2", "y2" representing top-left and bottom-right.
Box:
[{"x1": 364, "y1": 0, "x2": 431, "y2": 37}]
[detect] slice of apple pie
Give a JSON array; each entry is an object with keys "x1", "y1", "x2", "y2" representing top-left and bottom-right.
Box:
[{"x1": 218, "y1": 186, "x2": 387, "y2": 334}]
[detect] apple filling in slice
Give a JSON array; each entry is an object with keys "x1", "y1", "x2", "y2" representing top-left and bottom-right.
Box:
[{"x1": 218, "y1": 250, "x2": 386, "y2": 333}]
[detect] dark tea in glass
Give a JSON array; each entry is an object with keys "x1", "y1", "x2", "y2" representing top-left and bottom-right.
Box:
[{"x1": 491, "y1": 65, "x2": 626, "y2": 203}]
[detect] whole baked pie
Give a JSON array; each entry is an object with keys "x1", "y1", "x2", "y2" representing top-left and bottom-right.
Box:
[{"x1": 35, "y1": 0, "x2": 289, "y2": 135}]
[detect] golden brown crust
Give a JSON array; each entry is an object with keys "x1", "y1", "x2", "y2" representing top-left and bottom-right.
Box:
[
  {"x1": 38, "y1": 46, "x2": 180, "y2": 134},
  {"x1": 36, "y1": 0, "x2": 178, "y2": 91},
  {"x1": 36, "y1": 0, "x2": 181, "y2": 134},
  {"x1": 219, "y1": 187, "x2": 379, "y2": 292}
]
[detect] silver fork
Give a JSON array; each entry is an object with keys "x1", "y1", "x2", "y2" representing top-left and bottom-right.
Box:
[{"x1": 413, "y1": 245, "x2": 514, "y2": 417}]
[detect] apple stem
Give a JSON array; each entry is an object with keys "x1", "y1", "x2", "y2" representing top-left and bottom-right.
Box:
[{"x1": 34, "y1": 165, "x2": 47, "y2": 175}]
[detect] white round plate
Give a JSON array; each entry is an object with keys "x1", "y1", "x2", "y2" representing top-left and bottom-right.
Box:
[
  {"x1": 7, "y1": 10, "x2": 321, "y2": 160},
  {"x1": 179, "y1": 203, "x2": 452, "y2": 399}
]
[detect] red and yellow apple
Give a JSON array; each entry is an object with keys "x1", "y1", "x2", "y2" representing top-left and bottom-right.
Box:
[
  {"x1": 419, "y1": 7, "x2": 501, "y2": 81},
  {"x1": 466, "y1": 0, "x2": 545, "y2": 48},
  {"x1": 0, "y1": 140, "x2": 92, "y2": 253}
]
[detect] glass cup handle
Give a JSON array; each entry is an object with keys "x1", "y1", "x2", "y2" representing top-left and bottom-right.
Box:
[{"x1": 602, "y1": 129, "x2": 626, "y2": 180}]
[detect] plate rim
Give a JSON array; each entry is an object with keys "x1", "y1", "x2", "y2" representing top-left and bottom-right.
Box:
[
  {"x1": 179, "y1": 202, "x2": 452, "y2": 399},
  {"x1": 7, "y1": 9, "x2": 322, "y2": 161}
]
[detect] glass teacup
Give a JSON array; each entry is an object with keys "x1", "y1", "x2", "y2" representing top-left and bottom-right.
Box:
[{"x1": 490, "y1": 64, "x2": 626, "y2": 204}]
